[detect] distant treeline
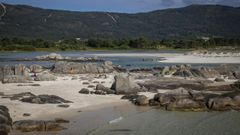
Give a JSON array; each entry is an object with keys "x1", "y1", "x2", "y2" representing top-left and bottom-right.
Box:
[{"x1": 0, "y1": 37, "x2": 240, "y2": 51}]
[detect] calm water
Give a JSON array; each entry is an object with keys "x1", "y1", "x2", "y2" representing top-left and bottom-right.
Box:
[
  {"x1": 90, "y1": 108, "x2": 240, "y2": 135},
  {"x1": 0, "y1": 51, "x2": 230, "y2": 69}
]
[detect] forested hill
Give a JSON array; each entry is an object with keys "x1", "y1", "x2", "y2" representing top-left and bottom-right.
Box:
[{"x1": 0, "y1": 3, "x2": 240, "y2": 40}]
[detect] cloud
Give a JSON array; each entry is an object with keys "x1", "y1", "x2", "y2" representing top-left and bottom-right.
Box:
[{"x1": 182, "y1": 0, "x2": 240, "y2": 7}]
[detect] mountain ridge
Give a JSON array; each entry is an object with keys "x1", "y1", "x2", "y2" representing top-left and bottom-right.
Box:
[{"x1": 0, "y1": 3, "x2": 240, "y2": 40}]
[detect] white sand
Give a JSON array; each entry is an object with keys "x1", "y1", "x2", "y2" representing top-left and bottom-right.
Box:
[
  {"x1": 0, "y1": 74, "x2": 125, "y2": 121},
  {"x1": 160, "y1": 54, "x2": 240, "y2": 63},
  {"x1": 90, "y1": 52, "x2": 180, "y2": 57}
]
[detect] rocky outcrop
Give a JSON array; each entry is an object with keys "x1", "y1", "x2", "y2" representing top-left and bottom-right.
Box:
[
  {"x1": 30, "y1": 65, "x2": 43, "y2": 73},
  {"x1": 0, "y1": 106, "x2": 12, "y2": 135},
  {"x1": 3, "y1": 92, "x2": 72, "y2": 104},
  {"x1": 135, "y1": 95, "x2": 149, "y2": 106},
  {"x1": 96, "y1": 84, "x2": 115, "y2": 94},
  {"x1": 151, "y1": 89, "x2": 218, "y2": 111},
  {"x1": 21, "y1": 95, "x2": 72, "y2": 104},
  {"x1": 215, "y1": 64, "x2": 240, "y2": 79},
  {"x1": 138, "y1": 77, "x2": 213, "y2": 91},
  {"x1": 36, "y1": 53, "x2": 64, "y2": 60},
  {"x1": 166, "y1": 98, "x2": 207, "y2": 111},
  {"x1": 13, "y1": 119, "x2": 69, "y2": 132},
  {"x1": 124, "y1": 86, "x2": 240, "y2": 111},
  {"x1": 161, "y1": 64, "x2": 221, "y2": 78},
  {"x1": 197, "y1": 67, "x2": 221, "y2": 78},
  {"x1": 51, "y1": 62, "x2": 114, "y2": 74},
  {"x1": 34, "y1": 72, "x2": 56, "y2": 81},
  {"x1": 0, "y1": 64, "x2": 31, "y2": 83},
  {"x1": 111, "y1": 74, "x2": 141, "y2": 94},
  {"x1": 17, "y1": 53, "x2": 103, "y2": 62}
]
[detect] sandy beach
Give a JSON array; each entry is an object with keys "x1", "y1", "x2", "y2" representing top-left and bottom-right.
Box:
[
  {"x1": 1, "y1": 52, "x2": 240, "y2": 135},
  {"x1": 0, "y1": 74, "x2": 127, "y2": 121},
  {"x1": 160, "y1": 54, "x2": 240, "y2": 63}
]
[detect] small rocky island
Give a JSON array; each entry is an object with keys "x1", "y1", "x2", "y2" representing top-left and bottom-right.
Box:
[
  {"x1": 0, "y1": 53, "x2": 240, "y2": 134},
  {"x1": 15, "y1": 53, "x2": 103, "y2": 62}
]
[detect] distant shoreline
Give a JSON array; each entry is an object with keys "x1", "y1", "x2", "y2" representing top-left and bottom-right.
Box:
[{"x1": 0, "y1": 48, "x2": 193, "y2": 53}]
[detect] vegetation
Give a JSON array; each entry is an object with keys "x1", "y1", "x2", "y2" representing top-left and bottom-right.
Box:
[{"x1": 0, "y1": 37, "x2": 240, "y2": 51}]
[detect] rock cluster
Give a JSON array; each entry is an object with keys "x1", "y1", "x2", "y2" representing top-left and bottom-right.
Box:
[
  {"x1": 3, "y1": 92, "x2": 72, "y2": 104},
  {"x1": 0, "y1": 64, "x2": 31, "y2": 83},
  {"x1": 0, "y1": 106, "x2": 12, "y2": 135},
  {"x1": 188, "y1": 51, "x2": 240, "y2": 57},
  {"x1": 79, "y1": 84, "x2": 115, "y2": 95},
  {"x1": 215, "y1": 64, "x2": 240, "y2": 79},
  {"x1": 124, "y1": 82, "x2": 240, "y2": 111},
  {"x1": 160, "y1": 64, "x2": 240, "y2": 79},
  {"x1": 139, "y1": 77, "x2": 214, "y2": 91},
  {"x1": 33, "y1": 53, "x2": 102, "y2": 62},
  {"x1": 51, "y1": 62, "x2": 115, "y2": 74},
  {"x1": 13, "y1": 118, "x2": 69, "y2": 132},
  {"x1": 161, "y1": 64, "x2": 221, "y2": 78},
  {"x1": 96, "y1": 84, "x2": 115, "y2": 94}
]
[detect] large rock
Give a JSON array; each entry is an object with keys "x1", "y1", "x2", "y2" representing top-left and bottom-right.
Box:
[
  {"x1": 36, "y1": 53, "x2": 63, "y2": 60},
  {"x1": 51, "y1": 62, "x2": 114, "y2": 74},
  {"x1": 79, "y1": 88, "x2": 90, "y2": 94},
  {"x1": 153, "y1": 88, "x2": 191, "y2": 106},
  {"x1": 20, "y1": 95, "x2": 72, "y2": 104},
  {"x1": 0, "y1": 64, "x2": 31, "y2": 83},
  {"x1": 0, "y1": 106, "x2": 12, "y2": 135},
  {"x1": 30, "y1": 65, "x2": 43, "y2": 73},
  {"x1": 135, "y1": 95, "x2": 149, "y2": 106},
  {"x1": 161, "y1": 66, "x2": 170, "y2": 76},
  {"x1": 111, "y1": 74, "x2": 140, "y2": 94},
  {"x1": 207, "y1": 97, "x2": 235, "y2": 111},
  {"x1": 34, "y1": 72, "x2": 56, "y2": 81},
  {"x1": 166, "y1": 98, "x2": 207, "y2": 111},
  {"x1": 4, "y1": 92, "x2": 72, "y2": 104},
  {"x1": 13, "y1": 120, "x2": 66, "y2": 132},
  {"x1": 49, "y1": 53, "x2": 63, "y2": 60}
]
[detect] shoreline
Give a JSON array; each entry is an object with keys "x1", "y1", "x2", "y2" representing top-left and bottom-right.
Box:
[
  {"x1": 1, "y1": 52, "x2": 240, "y2": 135},
  {"x1": 160, "y1": 54, "x2": 240, "y2": 64},
  {"x1": 0, "y1": 48, "x2": 193, "y2": 53},
  {"x1": 9, "y1": 101, "x2": 139, "y2": 135}
]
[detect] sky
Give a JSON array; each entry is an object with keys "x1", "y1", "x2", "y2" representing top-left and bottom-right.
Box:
[{"x1": 0, "y1": 0, "x2": 240, "y2": 13}]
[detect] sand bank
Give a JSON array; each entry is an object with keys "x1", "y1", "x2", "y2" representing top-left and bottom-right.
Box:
[{"x1": 160, "y1": 54, "x2": 240, "y2": 63}]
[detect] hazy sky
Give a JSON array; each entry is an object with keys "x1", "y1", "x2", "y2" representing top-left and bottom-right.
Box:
[{"x1": 0, "y1": 0, "x2": 240, "y2": 13}]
